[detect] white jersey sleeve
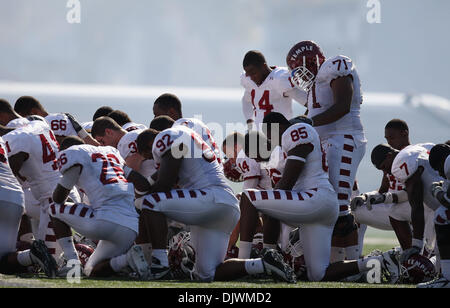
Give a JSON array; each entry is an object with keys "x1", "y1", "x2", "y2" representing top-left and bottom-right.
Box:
[
  {"x1": 391, "y1": 145, "x2": 425, "y2": 183},
  {"x1": 117, "y1": 130, "x2": 141, "y2": 160},
  {"x1": 58, "y1": 147, "x2": 86, "y2": 175},
  {"x1": 240, "y1": 72, "x2": 255, "y2": 122},
  {"x1": 123, "y1": 122, "x2": 148, "y2": 132},
  {"x1": 45, "y1": 113, "x2": 77, "y2": 137},
  {"x1": 318, "y1": 55, "x2": 354, "y2": 85},
  {"x1": 282, "y1": 123, "x2": 317, "y2": 153}
]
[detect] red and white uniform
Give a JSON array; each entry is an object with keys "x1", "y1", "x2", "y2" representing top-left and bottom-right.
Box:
[
  {"x1": 50, "y1": 144, "x2": 139, "y2": 275},
  {"x1": 6, "y1": 117, "x2": 31, "y2": 128},
  {"x1": 264, "y1": 146, "x2": 287, "y2": 187},
  {"x1": 391, "y1": 144, "x2": 446, "y2": 241},
  {"x1": 136, "y1": 125, "x2": 239, "y2": 281},
  {"x1": 0, "y1": 136, "x2": 25, "y2": 258},
  {"x1": 309, "y1": 55, "x2": 366, "y2": 216},
  {"x1": 174, "y1": 117, "x2": 221, "y2": 164},
  {"x1": 45, "y1": 113, "x2": 78, "y2": 137},
  {"x1": 3, "y1": 121, "x2": 62, "y2": 255},
  {"x1": 236, "y1": 149, "x2": 272, "y2": 190},
  {"x1": 116, "y1": 129, "x2": 156, "y2": 178},
  {"x1": 243, "y1": 123, "x2": 338, "y2": 281},
  {"x1": 241, "y1": 67, "x2": 307, "y2": 127},
  {"x1": 122, "y1": 122, "x2": 147, "y2": 132}
]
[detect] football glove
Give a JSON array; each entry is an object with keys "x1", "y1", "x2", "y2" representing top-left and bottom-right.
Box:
[
  {"x1": 65, "y1": 113, "x2": 89, "y2": 139},
  {"x1": 350, "y1": 194, "x2": 367, "y2": 211}
]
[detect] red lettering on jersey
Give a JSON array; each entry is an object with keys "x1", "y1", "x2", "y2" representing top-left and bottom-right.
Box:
[
  {"x1": 239, "y1": 160, "x2": 250, "y2": 173},
  {"x1": 51, "y1": 120, "x2": 67, "y2": 131},
  {"x1": 128, "y1": 142, "x2": 137, "y2": 154},
  {"x1": 311, "y1": 84, "x2": 321, "y2": 108},
  {"x1": 0, "y1": 145, "x2": 7, "y2": 163},
  {"x1": 251, "y1": 90, "x2": 273, "y2": 117},
  {"x1": 290, "y1": 127, "x2": 308, "y2": 142},
  {"x1": 91, "y1": 153, "x2": 128, "y2": 185},
  {"x1": 40, "y1": 134, "x2": 58, "y2": 170},
  {"x1": 400, "y1": 162, "x2": 410, "y2": 176}
]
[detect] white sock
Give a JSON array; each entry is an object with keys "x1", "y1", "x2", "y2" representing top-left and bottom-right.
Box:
[
  {"x1": 441, "y1": 259, "x2": 450, "y2": 280},
  {"x1": 152, "y1": 249, "x2": 168, "y2": 267},
  {"x1": 238, "y1": 241, "x2": 252, "y2": 259},
  {"x1": 17, "y1": 250, "x2": 32, "y2": 266},
  {"x1": 330, "y1": 247, "x2": 346, "y2": 263},
  {"x1": 357, "y1": 255, "x2": 383, "y2": 272},
  {"x1": 110, "y1": 254, "x2": 128, "y2": 272},
  {"x1": 57, "y1": 236, "x2": 79, "y2": 261},
  {"x1": 263, "y1": 243, "x2": 277, "y2": 250},
  {"x1": 345, "y1": 245, "x2": 360, "y2": 260},
  {"x1": 244, "y1": 259, "x2": 265, "y2": 275}
]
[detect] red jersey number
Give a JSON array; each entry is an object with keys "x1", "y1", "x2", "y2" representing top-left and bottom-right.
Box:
[
  {"x1": 251, "y1": 90, "x2": 274, "y2": 117},
  {"x1": 91, "y1": 153, "x2": 128, "y2": 185}
]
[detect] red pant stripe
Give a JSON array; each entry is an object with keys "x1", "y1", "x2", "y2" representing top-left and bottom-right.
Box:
[
  {"x1": 48, "y1": 248, "x2": 56, "y2": 255},
  {"x1": 60, "y1": 203, "x2": 67, "y2": 214},
  {"x1": 79, "y1": 207, "x2": 88, "y2": 218},
  {"x1": 177, "y1": 190, "x2": 185, "y2": 198},
  {"x1": 248, "y1": 190, "x2": 256, "y2": 202},
  {"x1": 343, "y1": 144, "x2": 354, "y2": 152},
  {"x1": 338, "y1": 193, "x2": 348, "y2": 200},
  {"x1": 341, "y1": 156, "x2": 352, "y2": 164},
  {"x1": 305, "y1": 191, "x2": 313, "y2": 198},
  {"x1": 200, "y1": 190, "x2": 206, "y2": 195},
  {"x1": 261, "y1": 191, "x2": 268, "y2": 200},
  {"x1": 297, "y1": 193, "x2": 304, "y2": 200},
  {"x1": 340, "y1": 205, "x2": 349, "y2": 212},
  {"x1": 344, "y1": 135, "x2": 353, "y2": 140},
  {"x1": 339, "y1": 181, "x2": 351, "y2": 188},
  {"x1": 285, "y1": 191, "x2": 293, "y2": 200},
  {"x1": 165, "y1": 192, "x2": 172, "y2": 199},
  {"x1": 189, "y1": 191, "x2": 197, "y2": 198},
  {"x1": 50, "y1": 204, "x2": 56, "y2": 216},
  {"x1": 69, "y1": 204, "x2": 78, "y2": 215},
  {"x1": 45, "y1": 235, "x2": 56, "y2": 242},
  {"x1": 273, "y1": 191, "x2": 281, "y2": 200},
  {"x1": 340, "y1": 169, "x2": 351, "y2": 176},
  {"x1": 151, "y1": 193, "x2": 161, "y2": 202}
]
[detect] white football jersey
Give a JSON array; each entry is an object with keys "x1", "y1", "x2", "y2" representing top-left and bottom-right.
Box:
[
  {"x1": 0, "y1": 136, "x2": 24, "y2": 206},
  {"x1": 6, "y1": 117, "x2": 30, "y2": 128},
  {"x1": 116, "y1": 129, "x2": 156, "y2": 178},
  {"x1": 152, "y1": 125, "x2": 236, "y2": 205},
  {"x1": 123, "y1": 122, "x2": 147, "y2": 132},
  {"x1": 281, "y1": 123, "x2": 332, "y2": 191},
  {"x1": 45, "y1": 113, "x2": 77, "y2": 137},
  {"x1": 307, "y1": 55, "x2": 364, "y2": 140},
  {"x1": 236, "y1": 149, "x2": 271, "y2": 189},
  {"x1": 174, "y1": 117, "x2": 222, "y2": 164},
  {"x1": 391, "y1": 143, "x2": 444, "y2": 210},
  {"x1": 241, "y1": 67, "x2": 307, "y2": 127},
  {"x1": 3, "y1": 121, "x2": 61, "y2": 202},
  {"x1": 58, "y1": 144, "x2": 138, "y2": 232}
]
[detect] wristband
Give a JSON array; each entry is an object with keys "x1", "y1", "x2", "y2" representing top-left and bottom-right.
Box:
[
  {"x1": 123, "y1": 165, "x2": 133, "y2": 178},
  {"x1": 286, "y1": 156, "x2": 306, "y2": 163},
  {"x1": 384, "y1": 192, "x2": 393, "y2": 204},
  {"x1": 78, "y1": 129, "x2": 89, "y2": 139}
]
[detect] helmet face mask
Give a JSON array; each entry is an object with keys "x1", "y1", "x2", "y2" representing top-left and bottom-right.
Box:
[{"x1": 290, "y1": 66, "x2": 316, "y2": 92}]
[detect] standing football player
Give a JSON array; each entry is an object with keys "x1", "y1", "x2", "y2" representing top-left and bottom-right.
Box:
[
  {"x1": 286, "y1": 41, "x2": 366, "y2": 262},
  {"x1": 240, "y1": 50, "x2": 307, "y2": 130}
]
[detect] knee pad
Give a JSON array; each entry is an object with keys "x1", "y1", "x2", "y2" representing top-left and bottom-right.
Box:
[
  {"x1": 332, "y1": 214, "x2": 357, "y2": 237},
  {"x1": 435, "y1": 224, "x2": 450, "y2": 247}
]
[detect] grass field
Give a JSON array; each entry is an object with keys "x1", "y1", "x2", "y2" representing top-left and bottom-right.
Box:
[{"x1": 0, "y1": 241, "x2": 415, "y2": 288}]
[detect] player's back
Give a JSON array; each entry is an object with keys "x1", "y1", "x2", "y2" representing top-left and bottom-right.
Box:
[
  {"x1": 3, "y1": 120, "x2": 61, "y2": 202},
  {"x1": 281, "y1": 123, "x2": 332, "y2": 192},
  {"x1": 308, "y1": 55, "x2": 364, "y2": 139},
  {"x1": 45, "y1": 113, "x2": 78, "y2": 137},
  {"x1": 392, "y1": 143, "x2": 444, "y2": 210},
  {"x1": 152, "y1": 125, "x2": 230, "y2": 192}
]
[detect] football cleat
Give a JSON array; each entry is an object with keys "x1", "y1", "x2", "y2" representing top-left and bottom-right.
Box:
[
  {"x1": 417, "y1": 277, "x2": 450, "y2": 288},
  {"x1": 30, "y1": 240, "x2": 58, "y2": 278},
  {"x1": 262, "y1": 249, "x2": 297, "y2": 284},
  {"x1": 380, "y1": 248, "x2": 401, "y2": 284},
  {"x1": 126, "y1": 245, "x2": 151, "y2": 280},
  {"x1": 149, "y1": 256, "x2": 171, "y2": 280}
]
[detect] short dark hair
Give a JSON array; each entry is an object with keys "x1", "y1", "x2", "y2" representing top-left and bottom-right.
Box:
[
  {"x1": 222, "y1": 132, "x2": 245, "y2": 149},
  {"x1": 243, "y1": 50, "x2": 266, "y2": 68},
  {"x1": 107, "y1": 110, "x2": 131, "y2": 126},
  {"x1": 385, "y1": 119, "x2": 409, "y2": 131},
  {"x1": 371, "y1": 144, "x2": 395, "y2": 169},
  {"x1": 93, "y1": 106, "x2": 114, "y2": 121},
  {"x1": 446, "y1": 140, "x2": 450, "y2": 146},
  {"x1": 60, "y1": 136, "x2": 85, "y2": 151},
  {"x1": 429, "y1": 144, "x2": 450, "y2": 173},
  {"x1": 149, "y1": 115, "x2": 175, "y2": 131},
  {"x1": 14, "y1": 96, "x2": 45, "y2": 116},
  {"x1": 289, "y1": 115, "x2": 313, "y2": 126},
  {"x1": 153, "y1": 93, "x2": 182, "y2": 115},
  {"x1": 91, "y1": 116, "x2": 123, "y2": 138},
  {"x1": 136, "y1": 128, "x2": 160, "y2": 154},
  {"x1": 0, "y1": 99, "x2": 15, "y2": 114},
  {"x1": 244, "y1": 130, "x2": 271, "y2": 161}
]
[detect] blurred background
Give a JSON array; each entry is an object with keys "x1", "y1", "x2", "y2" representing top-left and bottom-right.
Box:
[{"x1": 0, "y1": 0, "x2": 448, "y2": 207}]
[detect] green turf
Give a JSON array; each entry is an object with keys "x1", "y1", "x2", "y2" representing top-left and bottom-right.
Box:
[{"x1": 0, "y1": 243, "x2": 414, "y2": 288}]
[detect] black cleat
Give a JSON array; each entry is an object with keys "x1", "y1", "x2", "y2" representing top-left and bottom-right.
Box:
[
  {"x1": 262, "y1": 249, "x2": 297, "y2": 283},
  {"x1": 30, "y1": 240, "x2": 58, "y2": 278}
]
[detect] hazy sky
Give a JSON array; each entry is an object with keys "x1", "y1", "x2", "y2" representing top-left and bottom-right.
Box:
[{"x1": 0, "y1": 0, "x2": 449, "y2": 99}]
